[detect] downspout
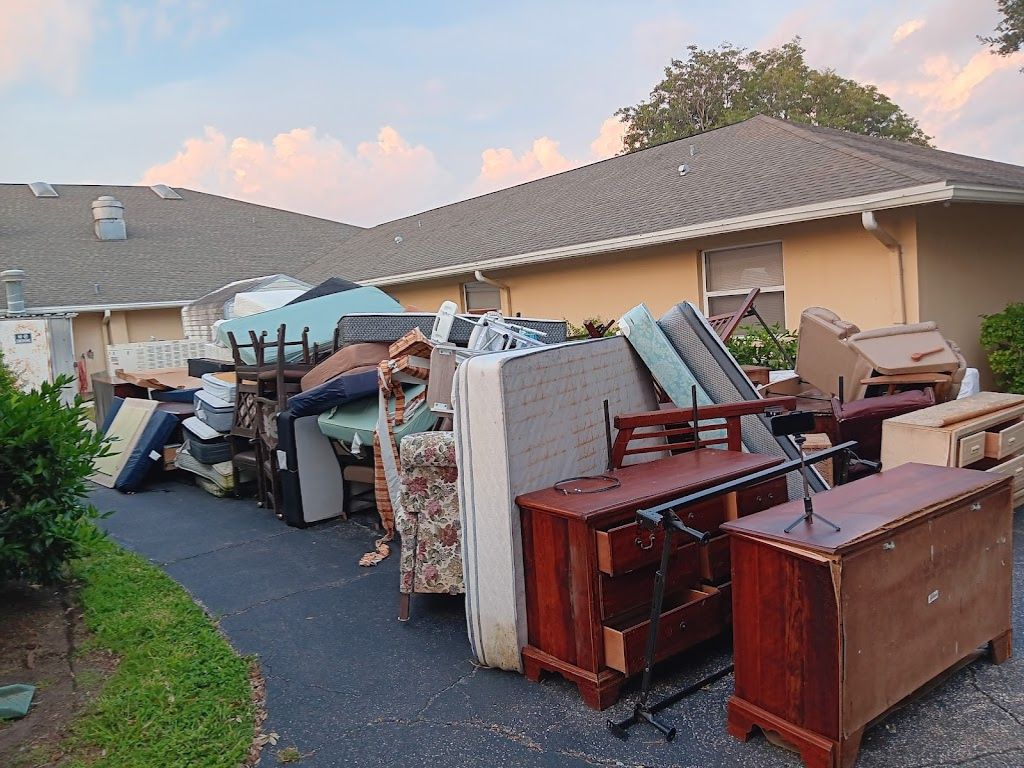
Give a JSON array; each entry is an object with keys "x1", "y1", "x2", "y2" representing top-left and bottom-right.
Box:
[
  {"x1": 861, "y1": 211, "x2": 907, "y2": 324},
  {"x1": 474, "y1": 270, "x2": 512, "y2": 316},
  {"x1": 101, "y1": 309, "x2": 112, "y2": 350}
]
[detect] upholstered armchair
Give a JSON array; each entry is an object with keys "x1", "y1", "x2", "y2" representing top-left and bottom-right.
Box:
[{"x1": 396, "y1": 430, "x2": 463, "y2": 621}]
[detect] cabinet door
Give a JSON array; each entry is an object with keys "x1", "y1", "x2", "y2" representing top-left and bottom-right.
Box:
[{"x1": 839, "y1": 486, "x2": 1013, "y2": 737}]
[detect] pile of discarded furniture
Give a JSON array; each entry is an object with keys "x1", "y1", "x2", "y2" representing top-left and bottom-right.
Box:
[{"x1": 90, "y1": 278, "x2": 1020, "y2": 768}]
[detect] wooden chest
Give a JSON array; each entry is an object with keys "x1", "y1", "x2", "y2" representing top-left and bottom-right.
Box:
[
  {"x1": 721, "y1": 463, "x2": 1013, "y2": 768},
  {"x1": 516, "y1": 448, "x2": 786, "y2": 709},
  {"x1": 881, "y1": 392, "x2": 1024, "y2": 507}
]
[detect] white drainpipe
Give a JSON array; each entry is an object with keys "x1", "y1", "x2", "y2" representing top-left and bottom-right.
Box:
[
  {"x1": 862, "y1": 211, "x2": 907, "y2": 324},
  {"x1": 474, "y1": 270, "x2": 512, "y2": 315}
]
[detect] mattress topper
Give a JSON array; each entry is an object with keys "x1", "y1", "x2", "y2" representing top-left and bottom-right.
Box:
[
  {"x1": 182, "y1": 416, "x2": 224, "y2": 442},
  {"x1": 194, "y1": 389, "x2": 234, "y2": 410}
]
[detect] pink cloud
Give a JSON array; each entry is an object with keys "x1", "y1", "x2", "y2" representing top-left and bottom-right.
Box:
[
  {"x1": 140, "y1": 125, "x2": 453, "y2": 226},
  {"x1": 0, "y1": 1, "x2": 95, "y2": 93},
  {"x1": 892, "y1": 19, "x2": 925, "y2": 44},
  {"x1": 472, "y1": 137, "x2": 575, "y2": 195},
  {"x1": 590, "y1": 117, "x2": 628, "y2": 159}
]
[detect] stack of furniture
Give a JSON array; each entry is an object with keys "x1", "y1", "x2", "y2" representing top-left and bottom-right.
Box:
[
  {"x1": 722, "y1": 463, "x2": 1013, "y2": 768},
  {"x1": 515, "y1": 399, "x2": 793, "y2": 709},
  {"x1": 881, "y1": 392, "x2": 1024, "y2": 506}
]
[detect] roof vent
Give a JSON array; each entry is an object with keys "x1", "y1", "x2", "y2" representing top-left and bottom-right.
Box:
[
  {"x1": 150, "y1": 184, "x2": 182, "y2": 200},
  {"x1": 2, "y1": 269, "x2": 27, "y2": 315},
  {"x1": 92, "y1": 195, "x2": 127, "y2": 241},
  {"x1": 28, "y1": 181, "x2": 58, "y2": 198}
]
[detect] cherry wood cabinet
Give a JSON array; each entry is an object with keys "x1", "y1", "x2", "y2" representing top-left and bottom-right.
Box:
[
  {"x1": 721, "y1": 463, "x2": 1013, "y2": 768},
  {"x1": 516, "y1": 448, "x2": 785, "y2": 709}
]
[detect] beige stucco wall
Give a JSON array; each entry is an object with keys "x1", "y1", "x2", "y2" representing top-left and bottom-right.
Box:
[
  {"x1": 916, "y1": 202, "x2": 1024, "y2": 387},
  {"x1": 72, "y1": 312, "x2": 107, "y2": 382},
  {"x1": 124, "y1": 307, "x2": 185, "y2": 342},
  {"x1": 384, "y1": 212, "x2": 919, "y2": 331}
]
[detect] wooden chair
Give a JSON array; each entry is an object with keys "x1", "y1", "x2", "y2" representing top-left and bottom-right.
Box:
[
  {"x1": 706, "y1": 288, "x2": 796, "y2": 369},
  {"x1": 227, "y1": 330, "x2": 270, "y2": 499}
]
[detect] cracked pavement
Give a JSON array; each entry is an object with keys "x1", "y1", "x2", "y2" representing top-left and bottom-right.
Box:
[{"x1": 91, "y1": 479, "x2": 1024, "y2": 767}]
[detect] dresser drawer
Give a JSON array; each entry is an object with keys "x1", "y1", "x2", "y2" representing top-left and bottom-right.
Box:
[
  {"x1": 699, "y1": 534, "x2": 731, "y2": 584},
  {"x1": 599, "y1": 545, "x2": 699, "y2": 620},
  {"x1": 986, "y1": 453, "x2": 1024, "y2": 491},
  {"x1": 602, "y1": 585, "x2": 722, "y2": 675},
  {"x1": 958, "y1": 432, "x2": 987, "y2": 467},
  {"x1": 595, "y1": 498, "x2": 724, "y2": 576},
  {"x1": 736, "y1": 477, "x2": 788, "y2": 515},
  {"x1": 984, "y1": 420, "x2": 1024, "y2": 461}
]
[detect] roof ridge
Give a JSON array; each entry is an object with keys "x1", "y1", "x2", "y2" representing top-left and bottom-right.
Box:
[{"x1": 755, "y1": 116, "x2": 939, "y2": 185}]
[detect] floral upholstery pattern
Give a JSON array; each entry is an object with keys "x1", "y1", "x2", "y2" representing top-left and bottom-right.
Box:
[{"x1": 397, "y1": 431, "x2": 463, "y2": 596}]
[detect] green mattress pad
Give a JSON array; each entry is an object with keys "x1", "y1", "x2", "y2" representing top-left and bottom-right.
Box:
[{"x1": 317, "y1": 383, "x2": 434, "y2": 448}]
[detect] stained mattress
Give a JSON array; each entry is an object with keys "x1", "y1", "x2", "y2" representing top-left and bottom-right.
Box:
[
  {"x1": 175, "y1": 445, "x2": 238, "y2": 492},
  {"x1": 91, "y1": 397, "x2": 159, "y2": 489},
  {"x1": 657, "y1": 301, "x2": 826, "y2": 496},
  {"x1": 337, "y1": 312, "x2": 568, "y2": 346},
  {"x1": 454, "y1": 336, "x2": 660, "y2": 671},
  {"x1": 216, "y1": 286, "x2": 403, "y2": 364}
]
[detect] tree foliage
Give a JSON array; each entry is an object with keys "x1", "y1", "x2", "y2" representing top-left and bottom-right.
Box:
[
  {"x1": 0, "y1": 376, "x2": 109, "y2": 583},
  {"x1": 981, "y1": 0, "x2": 1024, "y2": 60},
  {"x1": 616, "y1": 39, "x2": 931, "y2": 152}
]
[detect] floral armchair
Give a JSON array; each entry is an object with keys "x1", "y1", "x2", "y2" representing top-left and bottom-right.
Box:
[{"x1": 396, "y1": 430, "x2": 463, "y2": 621}]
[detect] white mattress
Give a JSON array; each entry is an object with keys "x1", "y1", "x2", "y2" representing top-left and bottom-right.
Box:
[
  {"x1": 202, "y1": 372, "x2": 237, "y2": 402},
  {"x1": 454, "y1": 336, "x2": 660, "y2": 671}
]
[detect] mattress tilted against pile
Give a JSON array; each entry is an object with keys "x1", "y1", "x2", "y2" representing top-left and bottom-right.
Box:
[{"x1": 453, "y1": 336, "x2": 661, "y2": 672}]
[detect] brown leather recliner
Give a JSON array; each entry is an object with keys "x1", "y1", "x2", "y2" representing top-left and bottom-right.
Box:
[{"x1": 796, "y1": 308, "x2": 965, "y2": 403}]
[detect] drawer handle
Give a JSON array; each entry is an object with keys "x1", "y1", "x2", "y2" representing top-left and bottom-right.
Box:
[
  {"x1": 971, "y1": 502, "x2": 982, "y2": 511},
  {"x1": 755, "y1": 495, "x2": 763, "y2": 504},
  {"x1": 678, "y1": 620, "x2": 687, "y2": 632},
  {"x1": 635, "y1": 532, "x2": 655, "y2": 551},
  {"x1": 1009, "y1": 436, "x2": 1017, "y2": 445},
  {"x1": 971, "y1": 445, "x2": 981, "y2": 453},
  {"x1": 882, "y1": 540, "x2": 895, "y2": 551}
]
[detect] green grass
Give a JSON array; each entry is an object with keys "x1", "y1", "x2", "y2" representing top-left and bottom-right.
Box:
[{"x1": 63, "y1": 537, "x2": 254, "y2": 768}]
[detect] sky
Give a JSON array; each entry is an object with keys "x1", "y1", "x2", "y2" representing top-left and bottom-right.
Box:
[{"x1": 2, "y1": 0, "x2": 1022, "y2": 227}]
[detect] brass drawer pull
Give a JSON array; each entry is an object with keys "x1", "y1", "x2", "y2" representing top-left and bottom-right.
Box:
[{"x1": 635, "y1": 532, "x2": 655, "y2": 551}]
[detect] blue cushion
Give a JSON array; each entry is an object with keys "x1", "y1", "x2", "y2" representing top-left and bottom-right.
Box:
[{"x1": 288, "y1": 369, "x2": 379, "y2": 417}]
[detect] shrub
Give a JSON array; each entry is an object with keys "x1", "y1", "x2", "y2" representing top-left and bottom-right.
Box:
[
  {"x1": 0, "y1": 375, "x2": 109, "y2": 583},
  {"x1": 566, "y1": 316, "x2": 618, "y2": 340},
  {"x1": 0, "y1": 348, "x2": 16, "y2": 396},
  {"x1": 981, "y1": 302, "x2": 1024, "y2": 394},
  {"x1": 725, "y1": 323, "x2": 799, "y2": 370}
]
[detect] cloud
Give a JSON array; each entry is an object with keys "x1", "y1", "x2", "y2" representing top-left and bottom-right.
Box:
[
  {"x1": 471, "y1": 117, "x2": 628, "y2": 195},
  {"x1": 143, "y1": 116, "x2": 640, "y2": 224},
  {"x1": 472, "y1": 137, "x2": 574, "y2": 195},
  {"x1": 903, "y1": 50, "x2": 1024, "y2": 114},
  {"x1": 140, "y1": 125, "x2": 453, "y2": 226},
  {"x1": 0, "y1": 1, "x2": 95, "y2": 93},
  {"x1": 590, "y1": 117, "x2": 628, "y2": 159},
  {"x1": 892, "y1": 19, "x2": 925, "y2": 44}
]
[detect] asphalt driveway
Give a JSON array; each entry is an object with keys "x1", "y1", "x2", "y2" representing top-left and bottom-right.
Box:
[{"x1": 92, "y1": 478, "x2": 1024, "y2": 767}]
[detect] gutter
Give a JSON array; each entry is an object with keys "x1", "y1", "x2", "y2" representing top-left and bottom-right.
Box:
[
  {"x1": 26, "y1": 299, "x2": 192, "y2": 313},
  {"x1": 862, "y1": 211, "x2": 907, "y2": 324},
  {"x1": 360, "y1": 181, "x2": 1024, "y2": 288}
]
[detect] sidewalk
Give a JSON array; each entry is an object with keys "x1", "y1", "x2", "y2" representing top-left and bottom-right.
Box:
[{"x1": 92, "y1": 479, "x2": 1024, "y2": 767}]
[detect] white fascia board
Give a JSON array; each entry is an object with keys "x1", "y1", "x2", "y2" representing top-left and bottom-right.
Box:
[
  {"x1": 25, "y1": 300, "x2": 192, "y2": 313},
  {"x1": 362, "y1": 181, "x2": 1024, "y2": 288}
]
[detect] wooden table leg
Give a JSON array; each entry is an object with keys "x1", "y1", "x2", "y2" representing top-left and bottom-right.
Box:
[{"x1": 990, "y1": 629, "x2": 1013, "y2": 664}]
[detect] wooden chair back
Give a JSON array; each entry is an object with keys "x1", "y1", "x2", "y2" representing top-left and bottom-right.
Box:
[
  {"x1": 610, "y1": 396, "x2": 797, "y2": 469},
  {"x1": 706, "y1": 287, "x2": 761, "y2": 343}
]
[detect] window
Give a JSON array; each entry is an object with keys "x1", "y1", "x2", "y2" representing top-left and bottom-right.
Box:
[
  {"x1": 703, "y1": 242, "x2": 786, "y2": 328},
  {"x1": 462, "y1": 281, "x2": 501, "y2": 314}
]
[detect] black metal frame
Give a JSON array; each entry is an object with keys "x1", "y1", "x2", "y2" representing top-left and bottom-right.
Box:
[{"x1": 606, "y1": 441, "x2": 856, "y2": 741}]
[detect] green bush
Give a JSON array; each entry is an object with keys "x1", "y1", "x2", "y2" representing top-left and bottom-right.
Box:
[
  {"x1": 566, "y1": 315, "x2": 618, "y2": 340},
  {"x1": 725, "y1": 323, "x2": 799, "y2": 370},
  {"x1": 0, "y1": 348, "x2": 16, "y2": 395},
  {"x1": 981, "y1": 302, "x2": 1024, "y2": 394},
  {"x1": 0, "y1": 375, "x2": 109, "y2": 583}
]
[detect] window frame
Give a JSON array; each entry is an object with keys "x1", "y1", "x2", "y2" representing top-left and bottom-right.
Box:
[
  {"x1": 702, "y1": 240, "x2": 786, "y2": 325},
  {"x1": 461, "y1": 280, "x2": 502, "y2": 314}
]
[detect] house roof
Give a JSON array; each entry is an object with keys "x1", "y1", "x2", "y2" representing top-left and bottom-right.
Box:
[
  {"x1": 298, "y1": 115, "x2": 1024, "y2": 287},
  {"x1": 0, "y1": 184, "x2": 361, "y2": 312}
]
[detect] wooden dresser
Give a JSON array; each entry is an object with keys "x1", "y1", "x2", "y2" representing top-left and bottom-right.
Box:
[
  {"x1": 881, "y1": 392, "x2": 1024, "y2": 507},
  {"x1": 516, "y1": 448, "x2": 787, "y2": 709},
  {"x1": 721, "y1": 463, "x2": 1014, "y2": 768}
]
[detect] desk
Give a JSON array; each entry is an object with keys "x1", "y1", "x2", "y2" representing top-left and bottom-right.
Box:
[
  {"x1": 721, "y1": 463, "x2": 1013, "y2": 768},
  {"x1": 516, "y1": 449, "x2": 786, "y2": 709}
]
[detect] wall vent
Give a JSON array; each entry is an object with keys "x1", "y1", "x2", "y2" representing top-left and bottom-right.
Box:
[
  {"x1": 28, "y1": 181, "x2": 58, "y2": 198},
  {"x1": 150, "y1": 184, "x2": 182, "y2": 200},
  {"x1": 92, "y1": 195, "x2": 127, "y2": 241}
]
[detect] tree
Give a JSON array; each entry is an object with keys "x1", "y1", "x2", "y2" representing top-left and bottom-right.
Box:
[
  {"x1": 981, "y1": 0, "x2": 1024, "y2": 61},
  {"x1": 616, "y1": 39, "x2": 931, "y2": 152}
]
